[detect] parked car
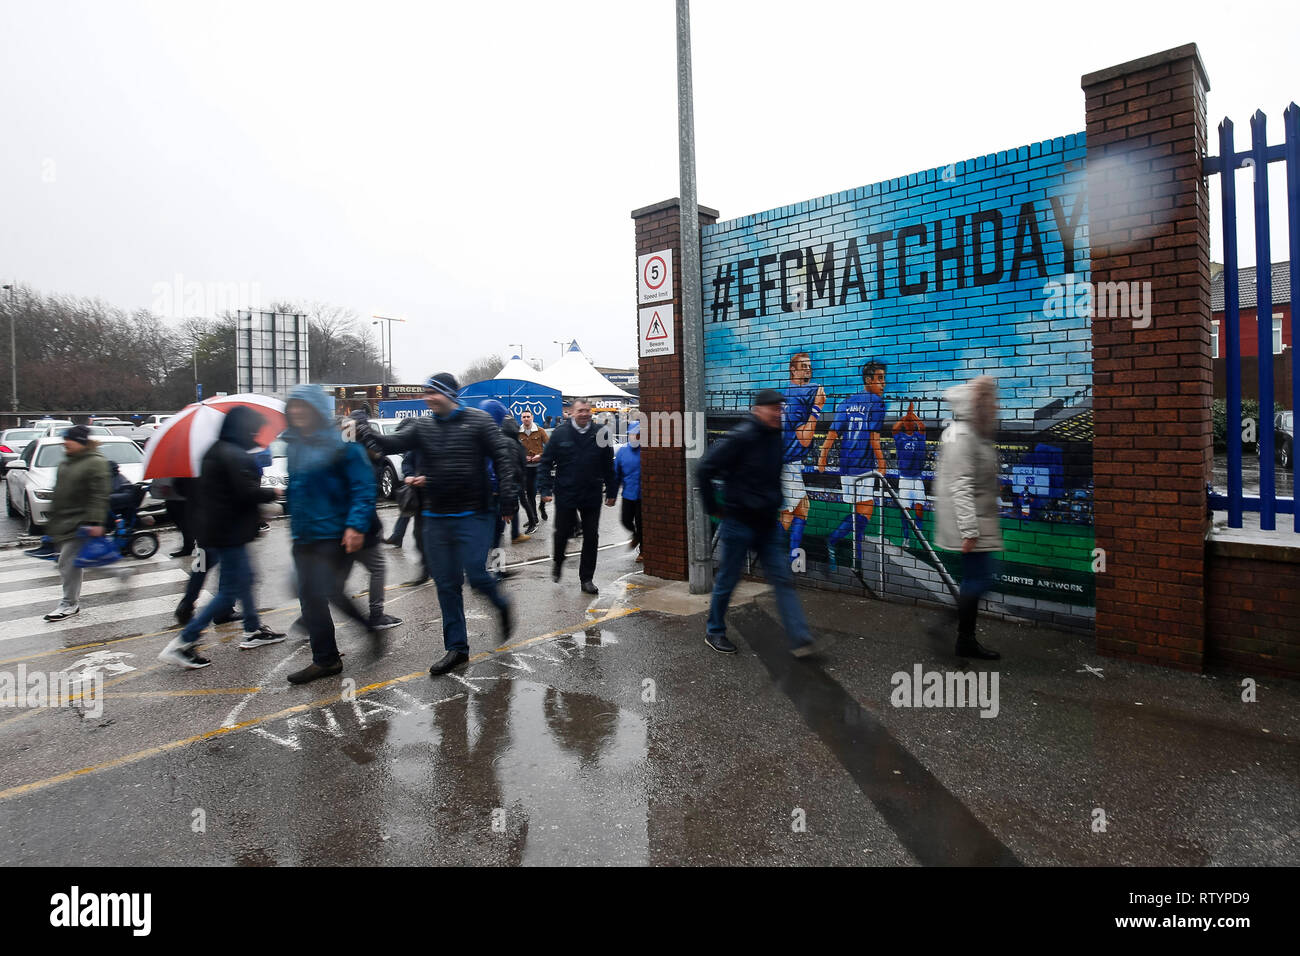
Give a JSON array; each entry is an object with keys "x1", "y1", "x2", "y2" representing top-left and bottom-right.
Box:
[
  {"x1": 1272, "y1": 411, "x2": 1294, "y2": 470},
  {"x1": 89, "y1": 416, "x2": 132, "y2": 427},
  {"x1": 259, "y1": 438, "x2": 289, "y2": 510},
  {"x1": 1, "y1": 428, "x2": 44, "y2": 472},
  {"x1": 370, "y1": 419, "x2": 411, "y2": 499},
  {"x1": 5, "y1": 436, "x2": 164, "y2": 534},
  {"x1": 26, "y1": 418, "x2": 73, "y2": 430},
  {"x1": 41, "y1": 423, "x2": 114, "y2": 439}
]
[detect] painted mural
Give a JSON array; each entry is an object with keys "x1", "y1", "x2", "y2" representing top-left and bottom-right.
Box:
[{"x1": 700, "y1": 133, "x2": 1094, "y2": 623}]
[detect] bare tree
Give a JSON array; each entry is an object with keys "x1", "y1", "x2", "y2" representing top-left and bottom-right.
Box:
[{"x1": 461, "y1": 353, "x2": 505, "y2": 386}]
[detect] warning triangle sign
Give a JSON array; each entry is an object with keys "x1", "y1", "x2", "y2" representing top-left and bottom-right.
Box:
[{"x1": 645, "y1": 312, "x2": 668, "y2": 340}]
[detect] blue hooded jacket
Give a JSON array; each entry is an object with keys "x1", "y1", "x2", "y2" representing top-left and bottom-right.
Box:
[
  {"x1": 614, "y1": 423, "x2": 641, "y2": 501},
  {"x1": 283, "y1": 384, "x2": 376, "y2": 541}
]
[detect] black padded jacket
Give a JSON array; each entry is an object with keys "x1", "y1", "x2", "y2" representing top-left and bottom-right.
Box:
[
  {"x1": 362, "y1": 406, "x2": 518, "y2": 516},
  {"x1": 696, "y1": 414, "x2": 784, "y2": 529}
]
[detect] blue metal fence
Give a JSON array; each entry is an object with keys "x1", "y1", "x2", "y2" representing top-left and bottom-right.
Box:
[{"x1": 1203, "y1": 104, "x2": 1300, "y2": 532}]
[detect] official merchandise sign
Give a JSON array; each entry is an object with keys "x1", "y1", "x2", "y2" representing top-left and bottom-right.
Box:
[
  {"x1": 637, "y1": 249, "x2": 673, "y2": 304},
  {"x1": 639, "y1": 305, "x2": 675, "y2": 357}
]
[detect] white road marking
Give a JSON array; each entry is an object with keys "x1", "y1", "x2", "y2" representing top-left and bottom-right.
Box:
[
  {"x1": 0, "y1": 594, "x2": 192, "y2": 643},
  {"x1": 0, "y1": 568, "x2": 187, "y2": 610}
]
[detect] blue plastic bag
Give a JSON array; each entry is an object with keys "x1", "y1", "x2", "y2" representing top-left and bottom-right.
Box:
[{"x1": 74, "y1": 527, "x2": 121, "y2": 568}]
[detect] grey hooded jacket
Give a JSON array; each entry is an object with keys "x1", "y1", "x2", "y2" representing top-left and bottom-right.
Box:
[{"x1": 933, "y1": 382, "x2": 1003, "y2": 553}]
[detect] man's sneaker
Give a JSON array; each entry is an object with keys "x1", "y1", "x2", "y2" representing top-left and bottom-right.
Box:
[
  {"x1": 43, "y1": 606, "x2": 79, "y2": 622},
  {"x1": 25, "y1": 542, "x2": 58, "y2": 559},
  {"x1": 368, "y1": 614, "x2": 403, "y2": 631},
  {"x1": 791, "y1": 637, "x2": 824, "y2": 658},
  {"x1": 523, "y1": 522, "x2": 538, "y2": 536},
  {"x1": 581, "y1": 580, "x2": 599, "y2": 595},
  {"x1": 704, "y1": 633, "x2": 737, "y2": 654},
  {"x1": 512, "y1": 533, "x2": 531, "y2": 543},
  {"x1": 213, "y1": 610, "x2": 244, "y2": 625},
  {"x1": 158, "y1": 636, "x2": 211, "y2": 669},
  {"x1": 287, "y1": 660, "x2": 343, "y2": 684},
  {"x1": 239, "y1": 626, "x2": 287, "y2": 649}
]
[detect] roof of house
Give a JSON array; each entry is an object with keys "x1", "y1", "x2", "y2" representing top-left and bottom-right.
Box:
[{"x1": 1211, "y1": 261, "x2": 1291, "y2": 313}]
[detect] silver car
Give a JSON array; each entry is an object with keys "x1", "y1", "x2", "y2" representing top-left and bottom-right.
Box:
[
  {"x1": 1, "y1": 428, "x2": 43, "y2": 471},
  {"x1": 5, "y1": 436, "x2": 163, "y2": 534}
]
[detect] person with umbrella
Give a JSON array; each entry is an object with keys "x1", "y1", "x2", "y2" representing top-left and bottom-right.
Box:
[{"x1": 158, "y1": 407, "x2": 285, "y2": 669}]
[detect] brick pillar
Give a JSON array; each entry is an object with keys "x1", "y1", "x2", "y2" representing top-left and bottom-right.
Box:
[
  {"x1": 631, "y1": 198, "x2": 719, "y2": 581},
  {"x1": 1083, "y1": 44, "x2": 1212, "y2": 670}
]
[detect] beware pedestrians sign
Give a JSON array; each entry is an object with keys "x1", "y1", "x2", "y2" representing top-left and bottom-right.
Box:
[
  {"x1": 638, "y1": 249, "x2": 673, "y2": 304},
  {"x1": 639, "y1": 305, "x2": 675, "y2": 357}
]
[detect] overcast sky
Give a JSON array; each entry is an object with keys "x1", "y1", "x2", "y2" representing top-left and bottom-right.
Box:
[{"x1": 2, "y1": 0, "x2": 1296, "y2": 382}]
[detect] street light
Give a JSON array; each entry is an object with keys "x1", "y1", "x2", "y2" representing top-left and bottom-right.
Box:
[
  {"x1": 2, "y1": 283, "x2": 16, "y2": 415},
  {"x1": 372, "y1": 315, "x2": 407, "y2": 390},
  {"x1": 552, "y1": 339, "x2": 566, "y2": 357}
]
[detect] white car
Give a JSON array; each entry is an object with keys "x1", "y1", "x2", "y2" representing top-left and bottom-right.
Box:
[
  {"x1": 40, "y1": 423, "x2": 115, "y2": 439},
  {"x1": 5, "y1": 436, "x2": 163, "y2": 534},
  {"x1": 1, "y1": 427, "x2": 44, "y2": 471},
  {"x1": 371, "y1": 419, "x2": 412, "y2": 499}
]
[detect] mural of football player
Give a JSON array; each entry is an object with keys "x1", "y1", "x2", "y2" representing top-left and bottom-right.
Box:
[
  {"x1": 780, "y1": 351, "x2": 825, "y2": 560},
  {"x1": 817, "y1": 360, "x2": 887, "y2": 571},
  {"x1": 892, "y1": 401, "x2": 927, "y2": 546}
]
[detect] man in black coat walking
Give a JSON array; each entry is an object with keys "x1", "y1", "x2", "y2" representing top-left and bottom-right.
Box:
[
  {"x1": 697, "y1": 389, "x2": 820, "y2": 658},
  {"x1": 158, "y1": 406, "x2": 285, "y2": 669},
  {"x1": 538, "y1": 397, "x2": 616, "y2": 594}
]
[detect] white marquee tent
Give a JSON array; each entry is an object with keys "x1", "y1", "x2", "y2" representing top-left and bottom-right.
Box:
[{"x1": 538, "y1": 341, "x2": 634, "y2": 400}]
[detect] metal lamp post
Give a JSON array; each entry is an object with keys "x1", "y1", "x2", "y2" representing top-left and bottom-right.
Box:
[{"x1": 2, "y1": 283, "x2": 15, "y2": 415}]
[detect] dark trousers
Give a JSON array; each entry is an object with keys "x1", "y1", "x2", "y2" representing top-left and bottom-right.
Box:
[
  {"x1": 521, "y1": 467, "x2": 539, "y2": 525},
  {"x1": 554, "y1": 498, "x2": 602, "y2": 583},
  {"x1": 293, "y1": 539, "x2": 353, "y2": 666},
  {"x1": 957, "y1": 550, "x2": 996, "y2": 641},
  {"x1": 422, "y1": 512, "x2": 507, "y2": 655},
  {"x1": 620, "y1": 498, "x2": 641, "y2": 544}
]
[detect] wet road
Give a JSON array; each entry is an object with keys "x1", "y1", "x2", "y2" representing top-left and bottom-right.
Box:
[{"x1": 0, "y1": 505, "x2": 1297, "y2": 866}]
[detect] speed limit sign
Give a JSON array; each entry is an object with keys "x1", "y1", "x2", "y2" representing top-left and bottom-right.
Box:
[{"x1": 638, "y1": 249, "x2": 673, "y2": 304}]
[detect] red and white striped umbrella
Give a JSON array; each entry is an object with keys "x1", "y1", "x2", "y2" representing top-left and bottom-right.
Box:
[{"x1": 141, "y1": 394, "x2": 287, "y2": 480}]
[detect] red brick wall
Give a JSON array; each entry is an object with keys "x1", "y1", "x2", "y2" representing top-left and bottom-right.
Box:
[
  {"x1": 631, "y1": 199, "x2": 718, "y2": 581},
  {"x1": 1206, "y1": 544, "x2": 1300, "y2": 679},
  {"x1": 1083, "y1": 45, "x2": 1213, "y2": 670}
]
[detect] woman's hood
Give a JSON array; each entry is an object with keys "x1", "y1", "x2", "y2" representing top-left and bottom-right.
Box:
[{"x1": 944, "y1": 382, "x2": 975, "y2": 421}]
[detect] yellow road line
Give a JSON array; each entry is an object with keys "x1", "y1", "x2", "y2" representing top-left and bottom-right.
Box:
[
  {"x1": 0, "y1": 608, "x2": 641, "y2": 802},
  {"x1": 103, "y1": 687, "x2": 264, "y2": 698}
]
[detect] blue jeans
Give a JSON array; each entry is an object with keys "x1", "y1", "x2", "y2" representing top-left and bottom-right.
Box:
[
  {"x1": 707, "y1": 517, "x2": 811, "y2": 650},
  {"x1": 180, "y1": 545, "x2": 261, "y2": 644},
  {"x1": 957, "y1": 550, "x2": 997, "y2": 640},
  {"x1": 422, "y1": 512, "x2": 508, "y2": 655}
]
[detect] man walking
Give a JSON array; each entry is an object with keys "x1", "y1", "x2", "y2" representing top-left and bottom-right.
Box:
[
  {"x1": 280, "y1": 385, "x2": 377, "y2": 684},
  {"x1": 934, "y1": 375, "x2": 1002, "y2": 661},
  {"x1": 517, "y1": 409, "x2": 547, "y2": 529},
  {"x1": 361, "y1": 373, "x2": 518, "y2": 676},
  {"x1": 697, "y1": 389, "x2": 820, "y2": 657},
  {"x1": 158, "y1": 408, "x2": 285, "y2": 668},
  {"x1": 42, "y1": 425, "x2": 110, "y2": 622},
  {"x1": 614, "y1": 420, "x2": 642, "y2": 561},
  {"x1": 538, "y1": 397, "x2": 616, "y2": 595}
]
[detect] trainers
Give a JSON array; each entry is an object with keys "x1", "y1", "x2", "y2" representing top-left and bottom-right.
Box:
[
  {"x1": 368, "y1": 614, "x2": 403, "y2": 631},
  {"x1": 512, "y1": 534, "x2": 531, "y2": 543},
  {"x1": 43, "y1": 606, "x2": 79, "y2": 622},
  {"x1": 26, "y1": 542, "x2": 58, "y2": 559},
  {"x1": 704, "y1": 633, "x2": 737, "y2": 654},
  {"x1": 213, "y1": 609, "x2": 244, "y2": 625},
  {"x1": 287, "y1": 660, "x2": 343, "y2": 684},
  {"x1": 239, "y1": 626, "x2": 287, "y2": 649},
  {"x1": 523, "y1": 522, "x2": 538, "y2": 536},
  {"x1": 158, "y1": 636, "x2": 211, "y2": 669},
  {"x1": 791, "y1": 637, "x2": 823, "y2": 658}
]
